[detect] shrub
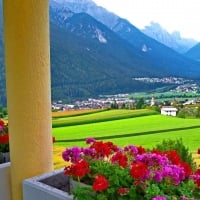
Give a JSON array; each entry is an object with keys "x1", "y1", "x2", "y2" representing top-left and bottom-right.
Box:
[{"x1": 154, "y1": 138, "x2": 196, "y2": 170}]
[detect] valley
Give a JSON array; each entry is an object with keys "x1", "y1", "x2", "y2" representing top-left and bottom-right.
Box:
[{"x1": 1, "y1": 0, "x2": 200, "y2": 106}]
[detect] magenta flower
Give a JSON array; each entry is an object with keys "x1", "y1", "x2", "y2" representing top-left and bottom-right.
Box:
[
  {"x1": 86, "y1": 137, "x2": 96, "y2": 144},
  {"x1": 62, "y1": 146, "x2": 82, "y2": 163},
  {"x1": 152, "y1": 196, "x2": 166, "y2": 200}
]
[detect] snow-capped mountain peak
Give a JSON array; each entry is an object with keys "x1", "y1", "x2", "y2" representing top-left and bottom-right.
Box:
[{"x1": 142, "y1": 22, "x2": 197, "y2": 53}]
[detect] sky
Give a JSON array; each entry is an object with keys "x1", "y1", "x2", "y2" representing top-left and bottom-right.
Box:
[{"x1": 93, "y1": 0, "x2": 200, "y2": 41}]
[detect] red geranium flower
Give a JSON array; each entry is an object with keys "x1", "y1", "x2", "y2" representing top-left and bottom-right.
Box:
[
  {"x1": 195, "y1": 169, "x2": 200, "y2": 175},
  {"x1": 194, "y1": 169, "x2": 200, "y2": 188},
  {"x1": 0, "y1": 120, "x2": 9, "y2": 153},
  {"x1": 90, "y1": 141, "x2": 117, "y2": 158},
  {"x1": 0, "y1": 133, "x2": 9, "y2": 144},
  {"x1": 194, "y1": 179, "x2": 200, "y2": 188},
  {"x1": 111, "y1": 152, "x2": 128, "y2": 168},
  {"x1": 137, "y1": 146, "x2": 146, "y2": 154},
  {"x1": 165, "y1": 150, "x2": 182, "y2": 165},
  {"x1": 179, "y1": 162, "x2": 192, "y2": 177},
  {"x1": 197, "y1": 148, "x2": 200, "y2": 154},
  {"x1": 130, "y1": 161, "x2": 148, "y2": 179},
  {"x1": 0, "y1": 119, "x2": 4, "y2": 127},
  {"x1": 92, "y1": 174, "x2": 109, "y2": 192},
  {"x1": 151, "y1": 149, "x2": 164, "y2": 156},
  {"x1": 64, "y1": 159, "x2": 89, "y2": 178},
  {"x1": 117, "y1": 187, "x2": 129, "y2": 195}
]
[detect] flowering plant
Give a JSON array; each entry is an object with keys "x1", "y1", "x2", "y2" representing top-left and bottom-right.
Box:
[
  {"x1": 198, "y1": 148, "x2": 200, "y2": 155},
  {"x1": 0, "y1": 119, "x2": 9, "y2": 153},
  {"x1": 62, "y1": 138, "x2": 200, "y2": 200}
]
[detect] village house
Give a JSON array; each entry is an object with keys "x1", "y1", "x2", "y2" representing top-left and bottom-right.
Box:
[{"x1": 161, "y1": 106, "x2": 178, "y2": 116}]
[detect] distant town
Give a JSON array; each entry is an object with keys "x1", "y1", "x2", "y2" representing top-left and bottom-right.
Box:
[
  {"x1": 52, "y1": 77, "x2": 200, "y2": 111},
  {"x1": 133, "y1": 77, "x2": 189, "y2": 84}
]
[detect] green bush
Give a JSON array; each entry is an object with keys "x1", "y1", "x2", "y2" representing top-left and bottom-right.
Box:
[
  {"x1": 177, "y1": 107, "x2": 196, "y2": 118},
  {"x1": 154, "y1": 138, "x2": 196, "y2": 170}
]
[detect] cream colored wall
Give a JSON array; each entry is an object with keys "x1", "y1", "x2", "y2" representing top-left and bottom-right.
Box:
[{"x1": 3, "y1": 1, "x2": 53, "y2": 199}]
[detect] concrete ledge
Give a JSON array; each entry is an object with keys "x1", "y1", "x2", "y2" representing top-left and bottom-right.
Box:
[
  {"x1": 0, "y1": 162, "x2": 11, "y2": 200},
  {"x1": 23, "y1": 168, "x2": 73, "y2": 200}
]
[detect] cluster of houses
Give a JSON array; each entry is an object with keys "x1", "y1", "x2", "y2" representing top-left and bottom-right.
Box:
[
  {"x1": 52, "y1": 94, "x2": 188, "y2": 117},
  {"x1": 51, "y1": 87, "x2": 200, "y2": 117}
]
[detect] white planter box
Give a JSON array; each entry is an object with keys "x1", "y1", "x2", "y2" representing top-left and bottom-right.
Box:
[
  {"x1": 0, "y1": 162, "x2": 11, "y2": 200},
  {"x1": 23, "y1": 169, "x2": 74, "y2": 200}
]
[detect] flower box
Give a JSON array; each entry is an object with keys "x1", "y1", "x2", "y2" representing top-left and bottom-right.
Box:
[
  {"x1": 0, "y1": 162, "x2": 11, "y2": 200},
  {"x1": 0, "y1": 152, "x2": 10, "y2": 164},
  {"x1": 23, "y1": 168, "x2": 74, "y2": 200},
  {"x1": 61, "y1": 138, "x2": 200, "y2": 200}
]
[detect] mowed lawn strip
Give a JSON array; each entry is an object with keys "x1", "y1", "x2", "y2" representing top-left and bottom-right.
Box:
[
  {"x1": 54, "y1": 127, "x2": 200, "y2": 152},
  {"x1": 53, "y1": 114, "x2": 200, "y2": 141},
  {"x1": 52, "y1": 109, "x2": 158, "y2": 127},
  {"x1": 105, "y1": 128, "x2": 200, "y2": 151}
]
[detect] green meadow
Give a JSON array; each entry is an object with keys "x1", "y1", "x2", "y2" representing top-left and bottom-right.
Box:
[
  {"x1": 52, "y1": 109, "x2": 157, "y2": 127},
  {"x1": 52, "y1": 109, "x2": 200, "y2": 151}
]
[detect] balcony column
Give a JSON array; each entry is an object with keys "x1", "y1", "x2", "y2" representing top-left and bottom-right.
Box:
[{"x1": 3, "y1": 1, "x2": 53, "y2": 199}]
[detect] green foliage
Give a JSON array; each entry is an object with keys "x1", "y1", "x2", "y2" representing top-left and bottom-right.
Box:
[
  {"x1": 196, "y1": 106, "x2": 200, "y2": 118},
  {"x1": 110, "y1": 102, "x2": 118, "y2": 109},
  {"x1": 136, "y1": 98, "x2": 145, "y2": 109},
  {"x1": 144, "y1": 184, "x2": 162, "y2": 199},
  {"x1": 2, "y1": 108, "x2": 7, "y2": 116},
  {"x1": 145, "y1": 105, "x2": 160, "y2": 112},
  {"x1": 177, "y1": 107, "x2": 196, "y2": 118},
  {"x1": 177, "y1": 181, "x2": 197, "y2": 199},
  {"x1": 73, "y1": 187, "x2": 95, "y2": 200},
  {"x1": 0, "y1": 106, "x2": 7, "y2": 118},
  {"x1": 154, "y1": 138, "x2": 196, "y2": 170}
]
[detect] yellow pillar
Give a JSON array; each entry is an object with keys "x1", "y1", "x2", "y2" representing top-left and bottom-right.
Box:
[{"x1": 3, "y1": 1, "x2": 53, "y2": 199}]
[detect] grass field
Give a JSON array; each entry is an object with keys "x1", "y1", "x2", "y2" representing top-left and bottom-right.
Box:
[
  {"x1": 52, "y1": 109, "x2": 158, "y2": 127},
  {"x1": 53, "y1": 114, "x2": 200, "y2": 150},
  {"x1": 52, "y1": 109, "x2": 200, "y2": 168},
  {"x1": 53, "y1": 115, "x2": 200, "y2": 138}
]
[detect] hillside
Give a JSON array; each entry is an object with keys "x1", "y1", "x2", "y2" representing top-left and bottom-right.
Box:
[
  {"x1": 52, "y1": 0, "x2": 200, "y2": 76},
  {"x1": 185, "y1": 43, "x2": 200, "y2": 62},
  {"x1": 50, "y1": 11, "x2": 173, "y2": 101},
  {"x1": 57, "y1": 0, "x2": 198, "y2": 54},
  {"x1": 57, "y1": 0, "x2": 199, "y2": 67},
  {"x1": 1, "y1": 2, "x2": 200, "y2": 105},
  {"x1": 49, "y1": 7, "x2": 200, "y2": 101}
]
